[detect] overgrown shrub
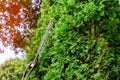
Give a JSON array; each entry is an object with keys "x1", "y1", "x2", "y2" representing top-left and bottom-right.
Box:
[{"x1": 25, "y1": 0, "x2": 120, "y2": 79}]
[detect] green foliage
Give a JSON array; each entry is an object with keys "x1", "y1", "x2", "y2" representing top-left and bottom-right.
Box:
[
  {"x1": 0, "y1": 58, "x2": 24, "y2": 80},
  {"x1": 26, "y1": 0, "x2": 120, "y2": 80}
]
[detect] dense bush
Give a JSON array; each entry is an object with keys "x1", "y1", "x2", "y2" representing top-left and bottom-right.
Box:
[{"x1": 25, "y1": 0, "x2": 120, "y2": 80}]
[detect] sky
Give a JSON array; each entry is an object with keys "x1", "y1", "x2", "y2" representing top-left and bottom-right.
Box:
[{"x1": 0, "y1": 40, "x2": 26, "y2": 64}]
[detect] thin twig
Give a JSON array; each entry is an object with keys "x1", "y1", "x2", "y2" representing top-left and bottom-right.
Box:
[{"x1": 21, "y1": 18, "x2": 54, "y2": 80}]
